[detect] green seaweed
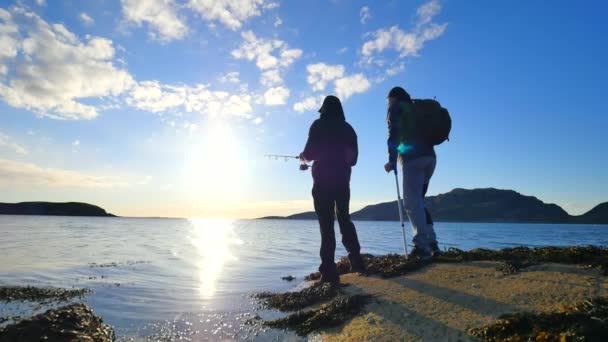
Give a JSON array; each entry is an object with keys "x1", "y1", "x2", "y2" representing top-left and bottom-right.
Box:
[
  {"x1": 469, "y1": 297, "x2": 608, "y2": 341},
  {"x1": 265, "y1": 294, "x2": 371, "y2": 336},
  {"x1": 0, "y1": 303, "x2": 115, "y2": 342},
  {"x1": 0, "y1": 286, "x2": 90, "y2": 304},
  {"x1": 257, "y1": 282, "x2": 339, "y2": 311}
]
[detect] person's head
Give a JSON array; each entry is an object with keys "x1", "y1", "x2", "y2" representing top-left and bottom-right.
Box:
[
  {"x1": 318, "y1": 95, "x2": 345, "y2": 120},
  {"x1": 387, "y1": 86, "x2": 411, "y2": 106}
]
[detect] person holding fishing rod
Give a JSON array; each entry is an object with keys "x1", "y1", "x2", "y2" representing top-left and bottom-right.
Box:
[
  {"x1": 384, "y1": 86, "x2": 451, "y2": 260},
  {"x1": 299, "y1": 95, "x2": 365, "y2": 286}
]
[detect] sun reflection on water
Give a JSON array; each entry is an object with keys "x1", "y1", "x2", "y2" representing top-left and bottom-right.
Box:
[{"x1": 188, "y1": 218, "x2": 243, "y2": 298}]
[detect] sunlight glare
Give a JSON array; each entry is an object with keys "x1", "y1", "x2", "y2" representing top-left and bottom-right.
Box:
[{"x1": 188, "y1": 218, "x2": 243, "y2": 298}]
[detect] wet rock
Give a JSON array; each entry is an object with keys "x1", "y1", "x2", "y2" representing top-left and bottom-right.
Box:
[
  {"x1": 265, "y1": 295, "x2": 370, "y2": 336},
  {"x1": 0, "y1": 286, "x2": 90, "y2": 304},
  {"x1": 256, "y1": 283, "x2": 339, "y2": 311},
  {"x1": 281, "y1": 275, "x2": 296, "y2": 282},
  {"x1": 469, "y1": 297, "x2": 608, "y2": 341},
  {"x1": 0, "y1": 303, "x2": 114, "y2": 342},
  {"x1": 305, "y1": 246, "x2": 608, "y2": 280}
]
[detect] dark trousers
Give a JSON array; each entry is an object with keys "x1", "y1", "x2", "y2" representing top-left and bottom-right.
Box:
[{"x1": 312, "y1": 183, "x2": 362, "y2": 278}]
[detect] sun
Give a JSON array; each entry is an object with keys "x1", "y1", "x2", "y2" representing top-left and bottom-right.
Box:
[{"x1": 182, "y1": 123, "x2": 244, "y2": 201}]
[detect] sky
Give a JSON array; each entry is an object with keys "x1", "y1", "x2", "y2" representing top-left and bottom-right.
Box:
[{"x1": 0, "y1": 0, "x2": 607, "y2": 218}]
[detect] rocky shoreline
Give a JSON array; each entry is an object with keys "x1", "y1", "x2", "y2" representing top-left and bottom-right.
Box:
[{"x1": 3, "y1": 246, "x2": 608, "y2": 340}]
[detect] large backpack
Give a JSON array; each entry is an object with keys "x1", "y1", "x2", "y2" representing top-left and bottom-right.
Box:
[{"x1": 412, "y1": 99, "x2": 451, "y2": 146}]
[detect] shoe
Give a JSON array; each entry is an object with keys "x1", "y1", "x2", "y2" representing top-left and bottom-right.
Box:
[
  {"x1": 317, "y1": 274, "x2": 340, "y2": 287},
  {"x1": 429, "y1": 242, "x2": 442, "y2": 257},
  {"x1": 408, "y1": 246, "x2": 432, "y2": 261},
  {"x1": 350, "y1": 255, "x2": 367, "y2": 274}
]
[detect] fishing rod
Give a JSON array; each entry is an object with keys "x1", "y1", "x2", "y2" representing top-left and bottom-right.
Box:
[{"x1": 264, "y1": 154, "x2": 310, "y2": 170}]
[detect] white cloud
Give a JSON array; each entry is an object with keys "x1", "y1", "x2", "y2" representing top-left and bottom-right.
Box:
[
  {"x1": 188, "y1": 0, "x2": 277, "y2": 30},
  {"x1": 334, "y1": 74, "x2": 371, "y2": 99},
  {"x1": 260, "y1": 69, "x2": 282, "y2": 86},
  {"x1": 261, "y1": 86, "x2": 289, "y2": 106},
  {"x1": 79, "y1": 13, "x2": 94, "y2": 26},
  {"x1": 361, "y1": 0, "x2": 447, "y2": 64},
  {"x1": 417, "y1": 0, "x2": 441, "y2": 26},
  {"x1": 0, "y1": 132, "x2": 28, "y2": 155},
  {"x1": 254, "y1": 117, "x2": 263, "y2": 124},
  {"x1": 121, "y1": 0, "x2": 187, "y2": 42},
  {"x1": 0, "y1": 8, "x2": 135, "y2": 120},
  {"x1": 72, "y1": 139, "x2": 80, "y2": 147},
  {"x1": 35, "y1": 0, "x2": 45, "y2": 5},
  {"x1": 274, "y1": 16, "x2": 282, "y2": 27},
  {"x1": 232, "y1": 31, "x2": 301, "y2": 102},
  {"x1": 0, "y1": 158, "x2": 124, "y2": 188},
  {"x1": 306, "y1": 63, "x2": 345, "y2": 92},
  {"x1": 127, "y1": 81, "x2": 253, "y2": 117},
  {"x1": 360, "y1": 6, "x2": 371, "y2": 24},
  {"x1": 0, "y1": 8, "x2": 19, "y2": 66},
  {"x1": 337, "y1": 47, "x2": 348, "y2": 54},
  {"x1": 293, "y1": 95, "x2": 323, "y2": 113},
  {"x1": 218, "y1": 71, "x2": 240, "y2": 84}
]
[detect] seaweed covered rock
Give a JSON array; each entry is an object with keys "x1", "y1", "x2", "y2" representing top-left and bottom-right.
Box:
[
  {"x1": 305, "y1": 246, "x2": 608, "y2": 280},
  {"x1": 0, "y1": 303, "x2": 115, "y2": 342},
  {"x1": 265, "y1": 295, "x2": 371, "y2": 336},
  {"x1": 257, "y1": 283, "x2": 339, "y2": 311},
  {"x1": 0, "y1": 286, "x2": 90, "y2": 304},
  {"x1": 470, "y1": 297, "x2": 608, "y2": 341}
]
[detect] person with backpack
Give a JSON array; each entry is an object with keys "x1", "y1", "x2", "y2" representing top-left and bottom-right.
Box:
[
  {"x1": 299, "y1": 95, "x2": 366, "y2": 285},
  {"x1": 384, "y1": 86, "x2": 450, "y2": 260}
]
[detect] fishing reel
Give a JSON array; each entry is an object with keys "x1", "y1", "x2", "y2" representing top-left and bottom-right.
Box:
[{"x1": 299, "y1": 163, "x2": 310, "y2": 171}]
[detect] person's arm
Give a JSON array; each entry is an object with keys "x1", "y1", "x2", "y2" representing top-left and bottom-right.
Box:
[
  {"x1": 301, "y1": 121, "x2": 319, "y2": 162},
  {"x1": 345, "y1": 123, "x2": 358, "y2": 166},
  {"x1": 386, "y1": 104, "x2": 400, "y2": 168}
]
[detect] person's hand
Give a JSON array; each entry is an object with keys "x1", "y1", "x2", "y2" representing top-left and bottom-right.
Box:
[
  {"x1": 299, "y1": 152, "x2": 306, "y2": 162},
  {"x1": 384, "y1": 162, "x2": 395, "y2": 173}
]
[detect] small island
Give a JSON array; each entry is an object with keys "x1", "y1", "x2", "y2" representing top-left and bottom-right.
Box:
[{"x1": 0, "y1": 202, "x2": 115, "y2": 217}]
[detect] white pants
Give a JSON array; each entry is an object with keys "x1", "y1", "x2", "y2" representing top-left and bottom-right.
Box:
[{"x1": 402, "y1": 156, "x2": 437, "y2": 252}]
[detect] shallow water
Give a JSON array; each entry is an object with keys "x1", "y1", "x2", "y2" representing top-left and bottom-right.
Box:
[{"x1": 1, "y1": 216, "x2": 607, "y2": 340}]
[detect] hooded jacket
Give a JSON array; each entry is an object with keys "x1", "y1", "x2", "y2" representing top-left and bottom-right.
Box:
[{"x1": 302, "y1": 101, "x2": 358, "y2": 188}]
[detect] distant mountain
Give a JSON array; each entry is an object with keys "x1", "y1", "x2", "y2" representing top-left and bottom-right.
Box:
[
  {"x1": 572, "y1": 203, "x2": 608, "y2": 224},
  {"x1": 0, "y1": 202, "x2": 115, "y2": 217},
  {"x1": 259, "y1": 188, "x2": 608, "y2": 224}
]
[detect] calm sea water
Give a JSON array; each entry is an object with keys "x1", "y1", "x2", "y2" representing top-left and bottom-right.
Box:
[{"x1": 1, "y1": 216, "x2": 607, "y2": 340}]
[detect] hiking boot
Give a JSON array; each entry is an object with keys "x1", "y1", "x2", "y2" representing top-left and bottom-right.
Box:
[
  {"x1": 349, "y1": 255, "x2": 367, "y2": 274},
  {"x1": 429, "y1": 242, "x2": 442, "y2": 257},
  {"x1": 408, "y1": 246, "x2": 432, "y2": 261},
  {"x1": 317, "y1": 273, "x2": 340, "y2": 287}
]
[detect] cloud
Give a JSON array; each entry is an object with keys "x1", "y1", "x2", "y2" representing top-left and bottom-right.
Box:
[
  {"x1": 121, "y1": 0, "x2": 188, "y2": 42},
  {"x1": 260, "y1": 69, "x2": 282, "y2": 87},
  {"x1": 127, "y1": 81, "x2": 253, "y2": 117},
  {"x1": 232, "y1": 31, "x2": 301, "y2": 72},
  {"x1": 218, "y1": 71, "x2": 240, "y2": 84},
  {"x1": 361, "y1": 0, "x2": 447, "y2": 64},
  {"x1": 0, "y1": 8, "x2": 19, "y2": 72},
  {"x1": 79, "y1": 13, "x2": 94, "y2": 26},
  {"x1": 0, "y1": 132, "x2": 28, "y2": 155},
  {"x1": 334, "y1": 74, "x2": 371, "y2": 99},
  {"x1": 35, "y1": 0, "x2": 45, "y2": 5},
  {"x1": 360, "y1": 6, "x2": 371, "y2": 24},
  {"x1": 232, "y1": 31, "x2": 301, "y2": 103},
  {"x1": 188, "y1": 0, "x2": 277, "y2": 30},
  {"x1": 231, "y1": 31, "x2": 302, "y2": 86},
  {"x1": 293, "y1": 95, "x2": 323, "y2": 113},
  {"x1": 72, "y1": 139, "x2": 80, "y2": 147},
  {"x1": 0, "y1": 158, "x2": 124, "y2": 188},
  {"x1": 306, "y1": 63, "x2": 345, "y2": 91},
  {"x1": 274, "y1": 16, "x2": 282, "y2": 27},
  {"x1": 261, "y1": 86, "x2": 289, "y2": 106},
  {"x1": 0, "y1": 8, "x2": 135, "y2": 120}
]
